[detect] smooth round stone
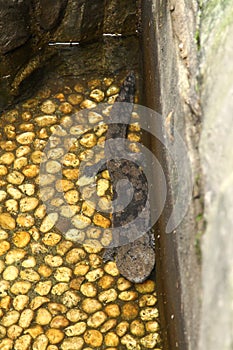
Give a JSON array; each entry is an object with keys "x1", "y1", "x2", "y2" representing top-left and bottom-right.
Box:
[
  {"x1": 55, "y1": 179, "x2": 74, "y2": 192},
  {"x1": 80, "y1": 133, "x2": 97, "y2": 148},
  {"x1": 71, "y1": 214, "x2": 91, "y2": 229},
  {"x1": 122, "y1": 302, "x2": 139, "y2": 320},
  {"x1": 88, "y1": 111, "x2": 103, "y2": 124},
  {"x1": 80, "y1": 282, "x2": 97, "y2": 297},
  {"x1": 81, "y1": 298, "x2": 102, "y2": 314},
  {"x1": 66, "y1": 309, "x2": 87, "y2": 323},
  {"x1": 116, "y1": 321, "x2": 129, "y2": 337},
  {"x1": 22, "y1": 164, "x2": 39, "y2": 177},
  {"x1": 140, "y1": 307, "x2": 159, "y2": 321},
  {"x1": 35, "y1": 115, "x2": 58, "y2": 127},
  {"x1": 20, "y1": 269, "x2": 40, "y2": 282},
  {"x1": 5, "y1": 249, "x2": 26, "y2": 264},
  {"x1": 40, "y1": 213, "x2": 58, "y2": 233},
  {"x1": 98, "y1": 289, "x2": 117, "y2": 304},
  {"x1": 13, "y1": 295, "x2": 29, "y2": 311},
  {"x1": 130, "y1": 320, "x2": 145, "y2": 337},
  {"x1": 63, "y1": 168, "x2": 79, "y2": 180},
  {"x1": 19, "y1": 184, "x2": 35, "y2": 196},
  {"x1": 44, "y1": 255, "x2": 63, "y2": 267},
  {"x1": 50, "y1": 315, "x2": 69, "y2": 329},
  {"x1": 98, "y1": 275, "x2": 115, "y2": 290},
  {"x1": 0, "y1": 152, "x2": 15, "y2": 165},
  {"x1": 40, "y1": 100, "x2": 56, "y2": 114},
  {"x1": 18, "y1": 309, "x2": 34, "y2": 328},
  {"x1": 36, "y1": 308, "x2": 52, "y2": 325},
  {"x1": 7, "y1": 171, "x2": 24, "y2": 185},
  {"x1": 62, "y1": 291, "x2": 81, "y2": 308},
  {"x1": 14, "y1": 334, "x2": 31, "y2": 350},
  {"x1": 61, "y1": 337, "x2": 84, "y2": 350},
  {"x1": 74, "y1": 83, "x2": 85, "y2": 93},
  {"x1": 104, "y1": 304, "x2": 120, "y2": 318},
  {"x1": 90, "y1": 89, "x2": 105, "y2": 102},
  {"x1": 139, "y1": 294, "x2": 157, "y2": 307},
  {"x1": 140, "y1": 333, "x2": 161, "y2": 349},
  {"x1": 0, "y1": 191, "x2": 7, "y2": 202},
  {"x1": 12, "y1": 231, "x2": 30, "y2": 248},
  {"x1": 13, "y1": 157, "x2": 27, "y2": 170},
  {"x1": 19, "y1": 197, "x2": 39, "y2": 212},
  {"x1": 30, "y1": 297, "x2": 50, "y2": 311},
  {"x1": 84, "y1": 330, "x2": 103, "y2": 347},
  {"x1": 46, "y1": 160, "x2": 62, "y2": 174},
  {"x1": 47, "y1": 148, "x2": 64, "y2": 160},
  {"x1": 85, "y1": 268, "x2": 104, "y2": 282},
  {"x1": 119, "y1": 291, "x2": 138, "y2": 301},
  {"x1": 104, "y1": 332, "x2": 119, "y2": 347},
  {"x1": 59, "y1": 102, "x2": 73, "y2": 114},
  {"x1": 93, "y1": 213, "x2": 110, "y2": 228},
  {"x1": 3, "y1": 266, "x2": 19, "y2": 281},
  {"x1": 46, "y1": 329, "x2": 65, "y2": 344},
  {"x1": 100, "y1": 319, "x2": 117, "y2": 333},
  {"x1": 87, "y1": 311, "x2": 107, "y2": 328},
  {"x1": 16, "y1": 214, "x2": 34, "y2": 228},
  {"x1": 16, "y1": 132, "x2": 35, "y2": 145},
  {"x1": 35, "y1": 281, "x2": 52, "y2": 296},
  {"x1": 54, "y1": 267, "x2": 72, "y2": 282},
  {"x1": 68, "y1": 94, "x2": 83, "y2": 105},
  {"x1": 65, "y1": 248, "x2": 86, "y2": 264},
  {"x1": 7, "y1": 324, "x2": 23, "y2": 340},
  {"x1": 0, "y1": 213, "x2": 16, "y2": 230},
  {"x1": 135, "y1": 280, "x2": 156, "y2": 293},
  {"x1": 1, "y1": 310, "x2": 20, "y2": 327},
  {"x1": 73, "y1": 263, "x2": 90, "y2": 276},
  {"x1": 38, "y1": 265, "x2": 53, "y2": 278},
  {"x1": 0, "y1": 165, "x2": 8, "y2": 176},
  {"x1": 5, "y1": 199, "x2": 18, "y2": 213},
  {"x1": 106, "y1": 85, "x2": 120, "y2": 96},
  {"x1": 80, "y1": 99, "x2": 97, "y2": 109},
  {"x1": 64, "y1": 322, "x2": 86, "y2": 336},
  {"x1": 32, "y1": 334, "x2": 49, "y2": 350}
]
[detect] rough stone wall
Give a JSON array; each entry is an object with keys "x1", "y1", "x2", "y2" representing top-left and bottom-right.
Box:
[{"x1": 199, "y1": 0, "x2": 233, "y2": 349}]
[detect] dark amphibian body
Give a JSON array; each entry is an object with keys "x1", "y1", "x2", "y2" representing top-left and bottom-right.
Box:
[{"x1": 87, "y1": 72, "x2": 156, "y2": 283}]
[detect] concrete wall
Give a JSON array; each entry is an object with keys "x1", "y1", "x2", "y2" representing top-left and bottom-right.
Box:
[{"x1": 199, "y1": 0, "x2": 233, "y2": 349}]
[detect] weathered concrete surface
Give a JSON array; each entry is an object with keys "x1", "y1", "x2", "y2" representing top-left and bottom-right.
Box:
[
  {"x1": 141, "y1": 1, "x2": 202, "y2": 349},
  {"x1": 199, "y1": 0, "x2": 233, "y2": 349}
]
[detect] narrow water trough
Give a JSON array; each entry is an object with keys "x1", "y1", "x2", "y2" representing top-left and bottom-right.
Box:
[{"x1": 0, "y1": 1, "x2": 201, "y2": 349}]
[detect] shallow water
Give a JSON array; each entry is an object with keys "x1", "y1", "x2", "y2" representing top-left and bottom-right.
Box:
[{"x1": 0, "y1": 36, "x2": 163, "y2": 349}]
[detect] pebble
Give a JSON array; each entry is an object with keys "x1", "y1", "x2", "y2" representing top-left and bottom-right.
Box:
[
  {"x1": 0, "y1": 152, "x2": 15, "y2": 165},
  {"x1": 3, "y1": 266, "x2": 19, "y2": 280},
  {"x1": 67, "y1": 94, "x2": 83, "y2": 105},
  {"x1": 42, "y1": 232, "x2": 61, "y2": 246},
  {"x1": 80, "y1": 99, "x2": 97, "y2": 109},
  {"x1": 12, "y1": 231, "x2": 31, "y2": 248},
  {"x1": 30, "y1": 297, "x2": 50, "y2": 310},
  {"x1": 0, "y1": 280, "x2": 10, "y2": 297},
  {"x1": 7, "y1": 325, "x2": 23, "y2": 340},
  {"x1": 13, "y1": 295, "x2": 29, "y2": 311},
  {"x1": 20, "y1": 269, "x2": 40, "y2": 282},
  {"x1": 32, "y1": 334, "x2": 49, "y2": 350},
  {"x1": 7, "y1": 186, "x2": 22, "y2": 200},
  {"x1": 66, "y1": 309, "x2": 87, "y2": 323},
  {"x1": 140, "y1": 333, "x2": 161, "y2": 348},
  {"x1": 34, "y1": 281, "x2": 52, "y2": 296},
  {"x1": 80, "y1": 133, "x2": 97, "y2": 148},
  {"x1": 87, "y1": 311, "x2": 107, "y2": 328},
  {"x1": 38, "y1": 265, "x2": 52, "y2": 277},
  {"x1": 35, "y1": 115, "x2": 58, "y2": 127},
  {"x1": 61, "y1": 337, "x2": 84, "y2": 350},
  {"x1": 0, "y1": 240, "x2": 11, "y2": 255},
  {"x1": 36, "y1": 308, "x2": 52, "y2": 325},
  {"x1": 140, "y1": 307, "x2": 159, "y2": 321},
  {"x1": 16, "y1": 145, "x2": 31, "y2": 157},
  {"x1": 105, "y1": 304, "x2": 120, "y2": 318},
  {"x1": 62, "y1": 168, "x2": 79, "y2": 180},
  {"x1": 45, "y1": 160, "x2": 62, "y2": 174},
  {"x1": 82, "y1": 201, "x2": 95, "y2": 217},
  {"x1": 50, "y1": 315, "x2": 69, "y2": 329},
  {"x1": 62, "y1": 291, "x2": 81, "y2": 308},
  {"x1": 93, "y1": 213, "x2": 111, "y2": 228},
  {"x1": 18, "y1": 309, "x2": 34, "y2": 328},
  {"x1": 80, "y1": 282, "x2": 97, "y2": 297},
  {"x1": 55, "y1": 179, "x2": 74, "y2": 192},
  {"x1": 5, "y1": 199, "x2": 18, "y2": 213},
  {"x1": 119, "y1": 291, "x2": 138, "y2": 301},
  {"x1": 100, "y1": 319, "x2": 117, "y2": 333},
  {"x1": 5, "y1": 249, "x2": 26, "y2": 264},
  {"x1": 121, "y1": 334, "x2": 139, "y2": 350},
  {"x1": 130, "y1": 320, "x2": 145, "y2": 337},
  {"x1": 86, "y1": 267, "x2": 104, "y2": 282},
  {"x1": 16, "y1": 213, "x2": 35, "y2": 227},
  {"x1": 83, "y1": 239, "x2": 103, "y2": 253},
  {"x1": 1, "y1": 310, "x2": 20, "y2": 327},
  {"x1": 88, "y1": 111, "x2": 103, "y2": 124},
  {"x1": 22, "y1": 164, "x2": 39, "y2": 177},
  {"x1": 40, "y1": 100, "x2": 56, "y2": 114},
  {"x1": 40, "y1": 213, "x2": 58, "y2": 232},
  {"x1": 84, "y1": 329, "x2": 103, "y2": 347},
  {"x1": 116, "y1": 321, "x2": 129, "y2": 337},
  {"x1": 81, "y1": 298, "x2": 102, "y2": 314},
  {"x1": 16, "y1": 132, "x2": 35, "y2": 145},
  {"x1": 139, "y1": 294, "x2": 157, "y2": 307},
  {"x1": 72, "y1": 214, "x2": 91, "y2": 229},
  {"x1": 45, "y1": 255, "x2": 63, "y2": 267},
  {"x1": 90, "y1": 89, "x2": 105, "y2": 102},
  {"x1": 64, "y1": 322, "x2": 86, "y2": 336},
  {"x1": 54, "y1": 267, "x2": 72, "y2": 282},
  {"x1": 15, "y1": 334, "x2": 32, "y2": 350},
  {"x1": 25, "y1": 325, "x2": 43, "y2": 339},
  {"x1": 146, "y1": 321, "x2": 160, "y2": 333},
  {"x1": 46, "y1": 329, "x2": 65, "y2": 344},
  {"x1": 74, "y1": 263, "x2": 90, "y2": 276},
  {"x1": 22, "y1": 256, "x2": 36, "y2": 268},
  {"x1": 7, "y1": 171, "x2": 24, "y2": 185},
  {"x1": 122, "y1": 302, "x2": 139, "y2": 320},
  {"x1": 14, "y1": 157, "x2": 28, "y2": 170},
  {"x1": 59, "y1": 102, "x2": 73, "y2": 114},
  {"x1": 64, "y1": 189, "x2": 79, "y2": 204},
  {"x1": 0, "y1": 339, "x2": 14, "y2": 350},
  {"x1": 0, "y1": 165, "x2": 8, "y2": 176},
  {"x1": 19, "y1": 184, "x2": 35, "y2": 196},
  {"x1": 104, "y1": 332, "x2": 119, "y2": 347},
  {"x1": 98, "y1": 288, "x2": 118, "y2": 304},
  {"x1": 65, "y1": 248, "x2": 86, "y2": 264},
  {"x1": 106, "y1": 85, "x2": 120, "y2": 96},
  {"x1": 98, "y1": 275, "x2": 115, "y2": 289}
]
